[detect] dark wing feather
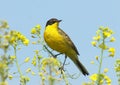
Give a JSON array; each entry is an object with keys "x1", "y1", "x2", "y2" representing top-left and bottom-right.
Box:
[{"x1": 58, "y1": 28, "x2": 79, "y2": 55}]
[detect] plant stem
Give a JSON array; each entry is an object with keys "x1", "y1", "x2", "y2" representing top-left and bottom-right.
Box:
[
  {"x1": 13, "y1": 46, "x2": 22, "y2": 76},
  {"x1": 97, "y1": 38, "x2": 105, "y2": 85}
]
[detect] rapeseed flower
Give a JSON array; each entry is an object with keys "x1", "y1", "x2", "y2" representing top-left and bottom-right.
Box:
[
  {"x1": 93, "y1": 35, "x2": 101, "y2": 41},
  {"x1": 108, "y1": 47, "x2": 115, "y2": 57},
  {"x1": 89, "y1": 74, "x2": 98, "y2": 81},
  {"x1": 91, "y1": 41, "x2": 97, "y2": 47},
  {"x1": 31, "y1": 24, "x2": 41, "y2": 34},
  {"x1": 8, "y1": 74, "x2": 13, "y2": 80},
  {"x1": 31, "y1": 28, "x2": 37, "y2": 34},
  {"x1": 24, "y1": 57, "x2": 30, "y2": 63},
  {"x1": 104, "y1": 68, "x2": 109, "y2": 73},
  {"x1": 110, "y1": 37, "x2": 115, "y2": 42},
  {"x1": 10, "y1": 55, "x2": 16, "y2": 61},
  {"x1": 9, "y1": 30, "x2": 29, "y2": 46}
]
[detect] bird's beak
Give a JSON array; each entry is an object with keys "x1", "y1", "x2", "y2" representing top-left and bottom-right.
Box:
[{"x1": 58, "y1": 20, "x2": 62, "y2": 22}]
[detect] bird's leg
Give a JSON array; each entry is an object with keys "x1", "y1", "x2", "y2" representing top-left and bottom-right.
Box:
[
  {"x1": 54, "y1": 53, "x2": 63, "y2": 58},
  {"x1": 63, "y1": 55, "x2": 67, "y2": 67},
  {"x1": 44, "y1": 45, "x2": 62, "y2": 58},
  {"x1": 43, "y1": 45, "x2": 55, "y2": 57},
  {"x1": 59, "y1": 55, "x2": 67, "y2": 74}
]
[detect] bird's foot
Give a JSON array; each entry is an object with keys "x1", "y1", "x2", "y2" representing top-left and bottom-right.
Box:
[{"x1": 59, "y1": 66, "x2": 65, "y2": 74}]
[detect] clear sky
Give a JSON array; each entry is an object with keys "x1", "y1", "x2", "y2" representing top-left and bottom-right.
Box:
[{"x1": 0, "y1": 0, "x2": 120, "y2": 85}]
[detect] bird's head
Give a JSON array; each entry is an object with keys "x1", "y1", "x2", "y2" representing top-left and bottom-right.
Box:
[{"x1": 46, "y1": 18, "x2": 62, "y2": 27}]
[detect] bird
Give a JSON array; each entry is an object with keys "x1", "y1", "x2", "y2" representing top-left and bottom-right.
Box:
[{"x1": 44, "y1": 18, "x2": 89, "y2": 76}]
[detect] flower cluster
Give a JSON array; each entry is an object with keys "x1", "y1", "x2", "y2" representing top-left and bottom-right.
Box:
[
  {"x1": 91, "y1": 26, "x2": 115, "y2": 57},
  {"x1": 31, "y1": 24, "x2": 43, "y2": 45},
  {"x1": 39, "y1": 57, "x2": 62, "y2": 85},
  {"x1": 0, "y1": 20, "x2": 9, "y2": 29},
  {"x1": 41, "y1": 57, "x2": 60, "y2": 71},
  {"x1": 90, "y1": 74, "x2": 111, "y2": 85},
  {"x1": 1, "y1": 30, "x2": 29, "y2": 48},
  {"x1": 85, "y1": 26, "x2": 115, "y2": 85},
  {"x1": 9, "y1": 30, "x2": 29, "y2": 46},
  {"x1": 114, "y1": 59, "x2": 120, "y2": 84},
  {"x1": 115, "y1": 59, "x2": 120, "y2": 72},
  {"x1": 31, "y1": 24, "x2": 41, "y2": 35}
]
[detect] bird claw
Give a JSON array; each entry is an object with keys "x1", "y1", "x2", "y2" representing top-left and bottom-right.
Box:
[{"x1": 59, "y1": 66, "x2": 65, "y2": 74}]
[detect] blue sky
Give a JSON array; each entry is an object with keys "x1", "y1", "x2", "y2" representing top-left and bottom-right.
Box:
[{"x1": 0, "y1": 0, "x2": 120, "y2": 85}]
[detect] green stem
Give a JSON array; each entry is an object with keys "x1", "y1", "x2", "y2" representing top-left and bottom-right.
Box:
[
  {"x1": 97, "y1": 38, "x2": 105, "y2": 85},
  {"x1": 14, "y1": 46, "x2": 22, "y2": 76},
  {"x1": 37, "y1": 54, "x2": 41, "y2": 72}
]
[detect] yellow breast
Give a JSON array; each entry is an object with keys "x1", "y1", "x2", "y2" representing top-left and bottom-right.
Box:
[{"x1": 44, "y1": 25, "x2": 69, "y2": 54}]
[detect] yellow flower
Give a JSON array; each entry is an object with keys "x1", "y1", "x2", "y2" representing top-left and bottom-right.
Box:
[
  {"x1": 93, "y1": 35, "x2": 101, "y2": 41},
  {"x1": 104, "y1": 75, "x2": 111, "y2": 84},
  {"x1": 90, "y1": 61, "x2": 94, "y2": 64},
  {"x1": 99, "y1": 43, "x2": 108, "y2": 50},
  {"x1": 0, "y1": 82, "x2": 8, "y2": 85},
  {"x1": 23, "y1": 39, "x2": 29, "y2": 46},
  {"x1": 108, "y1": 47, "x2": 115, "y2": 57},
  {"x1": 103, "y1": 31, "x2": 111, "y2": 38},
  {"x1": 89, "y1": 74, "x2": 97, "y2": 81},
  {"x1": 35, "y1": 50, "x2": 39, "y2": 55},
  {"x1": 95, "y1": 56, "x2": 99, "y2": 60},
  {"x1": 90, "y1": 74, "x2": 105, "y2": 83},
  {"x1": 116, "y1": 59, "x2": 120, "y2": 64},
  {"x1": 4, "y1": 35, "x2": 10, "y2": 40},
  {"x1": 0, "y1": 20, "x2": 9, "y2": 29},
  {"x1": 55, "y1": 71, "x2": 61, "y2": 75},
  {"x1": 19, "y1": 35, "x2": 26, "y2": 41},
  {"x1": 8, "y1": 74, "x2": 13, "y2": 80},
  {"x1": 115, "y1": 67, "x2": 120, "y2": 72},
  {"x1": 32, "y1": 61, "x2": 36, "y2": 66},
  {"x1": 99, "y1": 26, "x2": 104, "y2": 30},
  {"x1": 110, "y1": 37, "x2": 115, "y2": 42},
  {"x1": 35, "y1": 24, "x2": 41, "y2": 30},
  {"x1": 96, "y1": 29, "x2": 101, "y2": 35},
  {"x1": 103, "y1": 27, "x2": 109, "y2": 31},
  {"x1": 39, "y1": 72, "x2": 43, "y2": 77},
  {"x1": 31, "y1": 28, "x2": 37, "y2": 34},
  {"x1": 0, "y1": 62, "x2": 7, "y2": 69},
  {"x1": 31, "y1": 71, "x2": 36, "y2": 75},
  {"x1": 24, "y1": 57, "x2": 30, "y2": 63},
  {"x1": 108, "y1": 48, "x2": 115, "y2": 53},
  {"x1": 41, "y1": 58, "x2": 48, "y2": 67},
  {"x1": 109, "y1": 53, "x2": 115, "y2": 57},
  {"x1": 104, "y1": 68, "x2": 109, "y2": 73},
  {"x1": 26, "y1": 68, "x2": 31, "y2": 73},
  {"x1": 50, "y1": 57, "x2": 60, "y2": 66},
  {"x1": 42, "y1": 76, "x2": 46, "y2": 80},
  {"x1": 10, "y1": 55, "x2": 16, "y2": 61},
  {"x1": 32, "y1": 41, "x2": 37, "y2": 44},
  {"x1": 91, "y1": 41, "x2": 97, "y2": 46},
  {"x1": 16, "y1": 32, "x2": 21, "y2": 38},
  {"x1": 32, "y1": 56, "x2": 36, "y2": 66},
  {"x1": 109, "y1": 29, "x2": 114, "y2": 34},
  {"x1": 10, "y1": 37, "x2": 16, "y2": 43},
  {"x1": 115, "y1": 59, "x2": 120, "y2": 72},
  {"x1": 25, "y1": 76, "x2": 30, "y2": 82}
]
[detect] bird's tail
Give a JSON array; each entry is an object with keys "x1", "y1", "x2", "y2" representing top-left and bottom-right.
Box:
[
  {"x1": 73, "y1": 58, "x2": 89, "y2": 76},
  {"x1": 74, "y1": 59, "x2": 89, "y2": 76}
]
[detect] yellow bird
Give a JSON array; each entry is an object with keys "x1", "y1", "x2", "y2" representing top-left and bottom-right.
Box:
[{"x1": 44, "y1": 18, "x2": 89, "y2": 76}]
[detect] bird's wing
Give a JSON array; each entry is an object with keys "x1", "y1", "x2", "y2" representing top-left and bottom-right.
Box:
[{"x1": 58, "y1": 28, "x2": 79, "y2": 55}]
